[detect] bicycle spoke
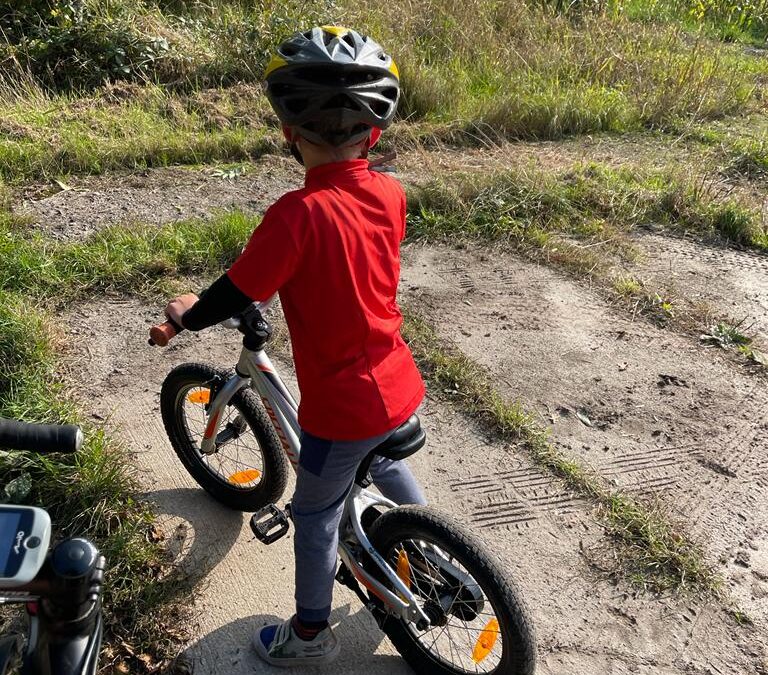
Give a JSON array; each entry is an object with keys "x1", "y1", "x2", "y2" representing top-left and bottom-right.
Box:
[
  {"x1": 180, "y1": 385, "x2": 264, "y2": 490},
  {"x1": 388, "y1": 535, "x2": 503, "y2": 674}
]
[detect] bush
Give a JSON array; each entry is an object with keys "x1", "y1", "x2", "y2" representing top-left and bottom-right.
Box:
[{"x1": 0, "y1": 1, "x2": 170, "y2": 89}]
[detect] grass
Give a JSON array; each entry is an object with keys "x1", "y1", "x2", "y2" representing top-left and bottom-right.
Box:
[
  {"x1": 0, "y1": 211, "x2": 257, "y2": 302},
  {"x1": 0, "y1": 82, "x2": 280, "y2": 182},
  {"x1": 407, "y1": 162, "x2": 768, "y2": 254},
  {"x1": 402, "y1": 310, "x2": 718, "y2": 593},
  {"x1": 0, "y1": 1, "x2": 767, "y2": 180},
  {"x1": 0, "y1": 291, "x2": 190, "y2": 672},
  {"x1": 621, "y1": 0, "x2": 768, "y2": 44}
]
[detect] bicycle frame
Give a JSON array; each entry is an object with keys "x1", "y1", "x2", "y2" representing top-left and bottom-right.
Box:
[{"x1": 198, "y1": 301, "x2": 431, "y2": 627}]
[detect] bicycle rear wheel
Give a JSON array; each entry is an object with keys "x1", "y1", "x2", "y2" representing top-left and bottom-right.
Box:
[
  {"x1": 161, "y1": 362, "x2": 289, "y2": 511},
  {"x1": 368, "y1": 506, "x2": 536, "y2": 675}
]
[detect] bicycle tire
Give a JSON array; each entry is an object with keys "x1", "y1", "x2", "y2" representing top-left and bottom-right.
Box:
[
  {"x1": 368, "y1": 506, "x2": 536, "y2": 675},
  {"x1": 160, "y1": 362, "x2": 289, "y2": 511}
]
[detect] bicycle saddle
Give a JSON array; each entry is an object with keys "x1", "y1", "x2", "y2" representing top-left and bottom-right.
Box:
[{"x1": 373, "y1": 415, "x2": 426, "y2": 460}]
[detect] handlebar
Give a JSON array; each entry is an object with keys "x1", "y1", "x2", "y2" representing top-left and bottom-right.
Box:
[
  {"x1": 149, "y1": 297, "x2": 277, "y2": 347},
  {"x1": 148, "y1": 318, "x2": 183, "y2": 347},
  {"x1": 0, "y1": 419, "x2": 83, "y2": 454}
]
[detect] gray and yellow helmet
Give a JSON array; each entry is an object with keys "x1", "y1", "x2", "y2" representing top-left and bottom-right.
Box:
[{"x1": 264, "y1": 26, "x2": 400, "y2": 147}]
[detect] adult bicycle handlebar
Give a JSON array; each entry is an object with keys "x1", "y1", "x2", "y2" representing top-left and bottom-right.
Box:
[
  {"x1": 0, "y1": 420, "x2": 105, "y2": 675},
  {"x1": 0, "y1": 419, "x2": 83, "y2": 454}
]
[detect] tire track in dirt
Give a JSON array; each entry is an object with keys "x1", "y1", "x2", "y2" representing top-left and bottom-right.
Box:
[
  {"x1": 61, "y1": 296, "x2": 765, "y2": 674},
  {"x1": 401, "y1": 242, "x2": 768, "y2": 635}
]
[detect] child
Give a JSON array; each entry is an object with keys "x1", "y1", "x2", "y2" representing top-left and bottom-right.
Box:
[{"x1": 161, "y1": 26, "x2": 427, "y2": 667}]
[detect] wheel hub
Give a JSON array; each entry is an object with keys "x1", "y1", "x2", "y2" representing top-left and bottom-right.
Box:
[{"x1": 422, "y1": 599, "x2": 448, "y2": 627}]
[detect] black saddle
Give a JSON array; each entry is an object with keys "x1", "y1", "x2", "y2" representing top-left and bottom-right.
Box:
[{"x1": 373, "y1": 415, "x2": 426, "y2": 460}]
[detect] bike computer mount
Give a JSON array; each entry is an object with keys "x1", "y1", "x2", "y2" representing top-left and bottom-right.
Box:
[{"x1": 0, "y1": 505, "x2": 51, "y2": 590}]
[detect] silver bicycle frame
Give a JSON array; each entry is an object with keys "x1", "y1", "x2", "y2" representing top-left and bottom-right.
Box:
[{"x1": 198, "y1": 300, "x2": 430, "y2": 626}]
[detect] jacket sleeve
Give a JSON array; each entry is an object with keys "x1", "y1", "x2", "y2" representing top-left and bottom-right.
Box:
[{"x1": 181, "y1": 273, "x2": 253, "y2": 331}]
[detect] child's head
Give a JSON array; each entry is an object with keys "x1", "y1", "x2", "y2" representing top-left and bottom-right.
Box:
[{"x1": 263, "y1": 26, "x2": 399, "y2": 166}]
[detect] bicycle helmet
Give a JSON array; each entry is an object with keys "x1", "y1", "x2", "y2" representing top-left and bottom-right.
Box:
[{"x1": 264, "y1": 26, "x2": 400, "y2": 147}]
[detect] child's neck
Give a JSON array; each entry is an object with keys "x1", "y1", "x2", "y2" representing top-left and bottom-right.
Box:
[{"x1": 298, "y1": 139, "x2": 365, "y2": 169}]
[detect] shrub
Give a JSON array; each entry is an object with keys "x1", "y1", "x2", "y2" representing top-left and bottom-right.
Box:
[{"x1": 0, "y1": 1, "x2": 170, "y2": 89}]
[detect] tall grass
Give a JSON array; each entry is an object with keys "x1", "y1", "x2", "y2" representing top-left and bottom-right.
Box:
[
  {"x1": 407, "y1": 162, "x2": 768, "y2": 251},
  {"x1": 0, "y1": 0, "x2": 765, "y2": 180},
  {"x1": 0, "y1": 80, "x2": 279, "y2": 181},
  {"x1": 622, "y1": 0, "x2": 768, "y2": 43}
]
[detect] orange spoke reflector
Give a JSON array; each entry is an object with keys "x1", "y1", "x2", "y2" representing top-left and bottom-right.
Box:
[
  {"x1": 396, "y1": 550, "x2": 411, "y2": 591},
  {"x1": 472, "y1": 618, "x2": 500, "y2": 663},
  {"x1": 187, "y1": 389, "x2": 210, "y2": 404},
  {"x1": 228, "y1": 469, "x2": 261, "y2": 485}
]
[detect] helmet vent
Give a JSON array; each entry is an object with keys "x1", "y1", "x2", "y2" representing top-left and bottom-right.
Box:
[
  {"x1": 285, "y1": 97, "x2": 308, "y2": 114},
  {"x1": 370, "y1": 99, "x2": 391, "y2": 116},
  {"x1": 322, "y1": 94, "x2": 361, "y2": 111},
  {"x1": 382, "y1": 87, "x2": 398, "y2": 101},
  {"x1": 341, "y1": 33, "x2": 356, "y2": 49}
]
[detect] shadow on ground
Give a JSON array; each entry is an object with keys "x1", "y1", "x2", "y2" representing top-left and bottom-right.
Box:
[
  {"x1": 178, "y1": 605, "x2": 412, "y2": 675},
  {"x1": 145, "y1": 487, "x2": 245, "y2": 578}
]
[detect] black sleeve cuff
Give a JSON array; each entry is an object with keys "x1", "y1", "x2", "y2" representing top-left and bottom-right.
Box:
[{"x1": 182, "y1": 273, "x2": 254, "y2": 331}]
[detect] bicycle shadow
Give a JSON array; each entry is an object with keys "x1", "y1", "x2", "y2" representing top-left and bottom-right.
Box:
[
  {"x1": 178, "y1": 604, "x2": 414, "y2": 675},
  {"x1": 143, "y1": 486, "x2": 245, "y2": 580}
]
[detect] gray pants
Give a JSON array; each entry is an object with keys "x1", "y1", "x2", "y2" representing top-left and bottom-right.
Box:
[{"x1": 292, "y1": 428, "x2": 427, "y2": 623}]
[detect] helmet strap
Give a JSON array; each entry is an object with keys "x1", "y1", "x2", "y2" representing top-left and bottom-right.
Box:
[{"x1": 289, "y1": 142, "x2": 304, "y2": 166}]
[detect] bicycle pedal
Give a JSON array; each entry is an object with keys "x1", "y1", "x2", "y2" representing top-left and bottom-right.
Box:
[{"x1": 250, "y1": 504, "x2": 290, "y2": 545}]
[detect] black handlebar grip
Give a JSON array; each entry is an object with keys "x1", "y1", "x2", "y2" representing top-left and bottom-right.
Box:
[{"x1": 0, "y1": 419, "x2": 84, "y2": 454}]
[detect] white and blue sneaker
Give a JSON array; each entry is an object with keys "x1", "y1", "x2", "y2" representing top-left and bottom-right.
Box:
[{"x1": 253, "y1": 617, "x2": 340, "y2": 667}]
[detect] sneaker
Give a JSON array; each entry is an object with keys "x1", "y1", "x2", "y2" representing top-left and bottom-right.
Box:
[{"x1": 253, "y1": 617, "x2": 340, "y2": 667}]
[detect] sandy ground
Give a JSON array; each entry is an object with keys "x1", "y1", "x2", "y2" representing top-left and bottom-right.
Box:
[
  {"x1": 22, "y1": 150, "x2": 766, "y2": 674},
  {"x1": 401, "y1": 243, "x2": 768, "y2": 632},
  {"x1": 61, "y1": 282, "x2": 766, "y2": 674}
]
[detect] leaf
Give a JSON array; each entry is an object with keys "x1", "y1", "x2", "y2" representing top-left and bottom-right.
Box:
[
  {"x1": 576, "y1": 410, "x2": 593, "y2": 427},
  {"x1": 751, "y1": 349, "x2": 768, "y2": 366},
  {"x1": 4, "y1": 473, "x2": 32, "y2": 502}
]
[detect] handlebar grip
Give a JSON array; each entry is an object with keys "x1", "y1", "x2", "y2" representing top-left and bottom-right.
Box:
[
  {"x1": 0, "y1": 419, "x2": 83, "y2": 454},
  {"x1": 149, "y1": 319, "x2": 183, "y2": 347}
]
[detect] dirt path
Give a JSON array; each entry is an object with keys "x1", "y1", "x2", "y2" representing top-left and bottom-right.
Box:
[
  {"x1": 26, "y1": 144, "x2": 768, "y2": 672},
  {"x1": 20, "y1": 156, "x2": 303, "y2": 240},
  {"x1": 62, "y1": 282, "x2": 765, "y2": 674},
  {"x1": 401, "y1": 243, "x2": 768, "y2": 636}
]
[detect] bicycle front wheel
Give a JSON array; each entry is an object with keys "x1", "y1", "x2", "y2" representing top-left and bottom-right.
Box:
[
  {"x1": 368, "y1": 506, "x2": 536, "y2": 675},
  {"x1": 160, "y1": 362, "x2": 289, "y2": 511}
]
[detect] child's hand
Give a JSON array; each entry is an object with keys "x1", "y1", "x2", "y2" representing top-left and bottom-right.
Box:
[{"x1": 164, "y1": 293, "x2": 199, "y2": 328}]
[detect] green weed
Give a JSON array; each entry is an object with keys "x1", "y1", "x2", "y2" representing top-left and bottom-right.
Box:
[
  {"x1": 407, "y1": 163, "x2": 768, "y2": 253},
  {"x1": 0, "y1": 212, "x2": 256, "y2": 302},
  {"x1": 0, "y1": 83, "x2": 279, "y2": 182}
]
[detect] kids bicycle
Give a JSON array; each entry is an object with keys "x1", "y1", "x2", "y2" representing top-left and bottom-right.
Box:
[{"x1": 150, "y1": 300, "x2": 537, "y2": 674}]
